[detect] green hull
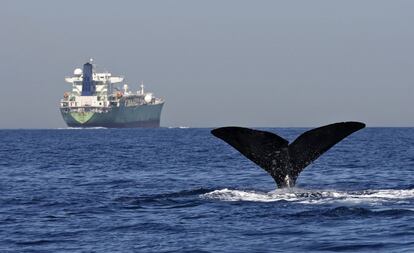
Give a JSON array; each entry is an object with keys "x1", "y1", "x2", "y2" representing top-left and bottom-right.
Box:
[{"x1": 61, "y1": 102, "x2": 164, "y2": 128}]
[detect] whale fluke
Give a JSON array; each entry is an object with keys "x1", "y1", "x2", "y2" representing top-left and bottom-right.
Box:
[{"x1": 211, "y1": 122, "x2": 365, "y2": 188}]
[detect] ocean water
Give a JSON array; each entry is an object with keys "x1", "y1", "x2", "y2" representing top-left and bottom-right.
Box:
[{"x1": 0, "y1": 127, "x2": 413, "y2": 252}]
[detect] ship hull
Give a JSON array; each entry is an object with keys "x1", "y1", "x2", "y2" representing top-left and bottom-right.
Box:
[{"x1": 60, "y1": 103, "x2": 164, "y2": 128}]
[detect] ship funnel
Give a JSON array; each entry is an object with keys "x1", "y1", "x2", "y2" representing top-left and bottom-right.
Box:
[{"x1": 81, "y1": 62, "x2": 95, "y2": 96}]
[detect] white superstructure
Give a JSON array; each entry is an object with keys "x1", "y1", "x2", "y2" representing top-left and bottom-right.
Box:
[{"x1": 60, "y1": 60, "x2": 163, "y2": 112}]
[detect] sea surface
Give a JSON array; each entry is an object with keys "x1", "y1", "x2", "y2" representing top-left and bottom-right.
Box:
[{"x1": 0, "y1": 127, "x2": 413, "y2": 252}]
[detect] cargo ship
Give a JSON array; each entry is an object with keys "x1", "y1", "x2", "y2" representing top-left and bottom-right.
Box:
[{"x1": 60, "y1": 60, "x2": 164, "y2": 128}]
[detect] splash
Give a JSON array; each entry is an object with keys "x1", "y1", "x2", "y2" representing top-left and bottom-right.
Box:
[{"x1": 201, "y1": 188, "x2": 414, "y2": 205}]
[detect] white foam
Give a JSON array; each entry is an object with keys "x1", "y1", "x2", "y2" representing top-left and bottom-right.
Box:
[
  {"x1": 201, "y1": 188, "x2": 414, "y2": 205},
  {"x1": 60, "y1": 127, "x2": 108, "y2": 130},
  {"x1": 167, "y1": 126, "x2": 190, "y2": 129}
]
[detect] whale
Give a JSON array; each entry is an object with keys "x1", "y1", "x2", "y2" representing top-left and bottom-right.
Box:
[{"x1": 211, "y1": 122, "x2": 365, "y2": 188}]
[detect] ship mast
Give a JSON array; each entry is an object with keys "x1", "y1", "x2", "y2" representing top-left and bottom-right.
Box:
[{"x1": 140, "y1": 81, "x2": 145, "y2": 95}]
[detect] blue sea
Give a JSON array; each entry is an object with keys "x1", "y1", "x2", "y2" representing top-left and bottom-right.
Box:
[{"x1": 0, "y1": 128, "x2": 413, "y2": 252}]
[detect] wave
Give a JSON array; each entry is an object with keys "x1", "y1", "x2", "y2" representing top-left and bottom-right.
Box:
[
  {"x1": 114, "y1": 188, "x2": 212, "y2": 208},
  {"x1": 201, "y1": 188, "x2": 414, "y2": 205},
  {"x1": 167, "y1": 126, "x2": 190, "y2": 129},
  {"x1": 56, "y1": 127, "x2": 108, "y2": 130},
  {"x1": 293, "y1": 206, "x2": 414, "y2": 218}
]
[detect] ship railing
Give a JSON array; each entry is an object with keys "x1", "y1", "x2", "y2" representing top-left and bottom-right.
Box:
[{"x1": 62, "y1": 107, "x2": 111, "y2": 113}]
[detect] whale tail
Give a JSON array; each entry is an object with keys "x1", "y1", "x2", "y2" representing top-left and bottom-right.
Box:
[{"x1": 211, "y1": 122, "x2": 365, "y2": 188}]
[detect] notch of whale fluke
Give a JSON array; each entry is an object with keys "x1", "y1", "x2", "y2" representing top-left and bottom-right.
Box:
[{"x1": 211, "y1": 122, "x2": 365, "y2": 188}]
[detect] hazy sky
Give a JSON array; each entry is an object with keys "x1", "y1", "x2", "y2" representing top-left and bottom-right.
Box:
[{"x1": 1, "y1": 0, "x2": 413, "y2": 128}]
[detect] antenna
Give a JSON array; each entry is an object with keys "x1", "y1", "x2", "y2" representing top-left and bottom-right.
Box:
[{"x1": 87, "y1": 57, "x2": 97, "y2": 72}]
